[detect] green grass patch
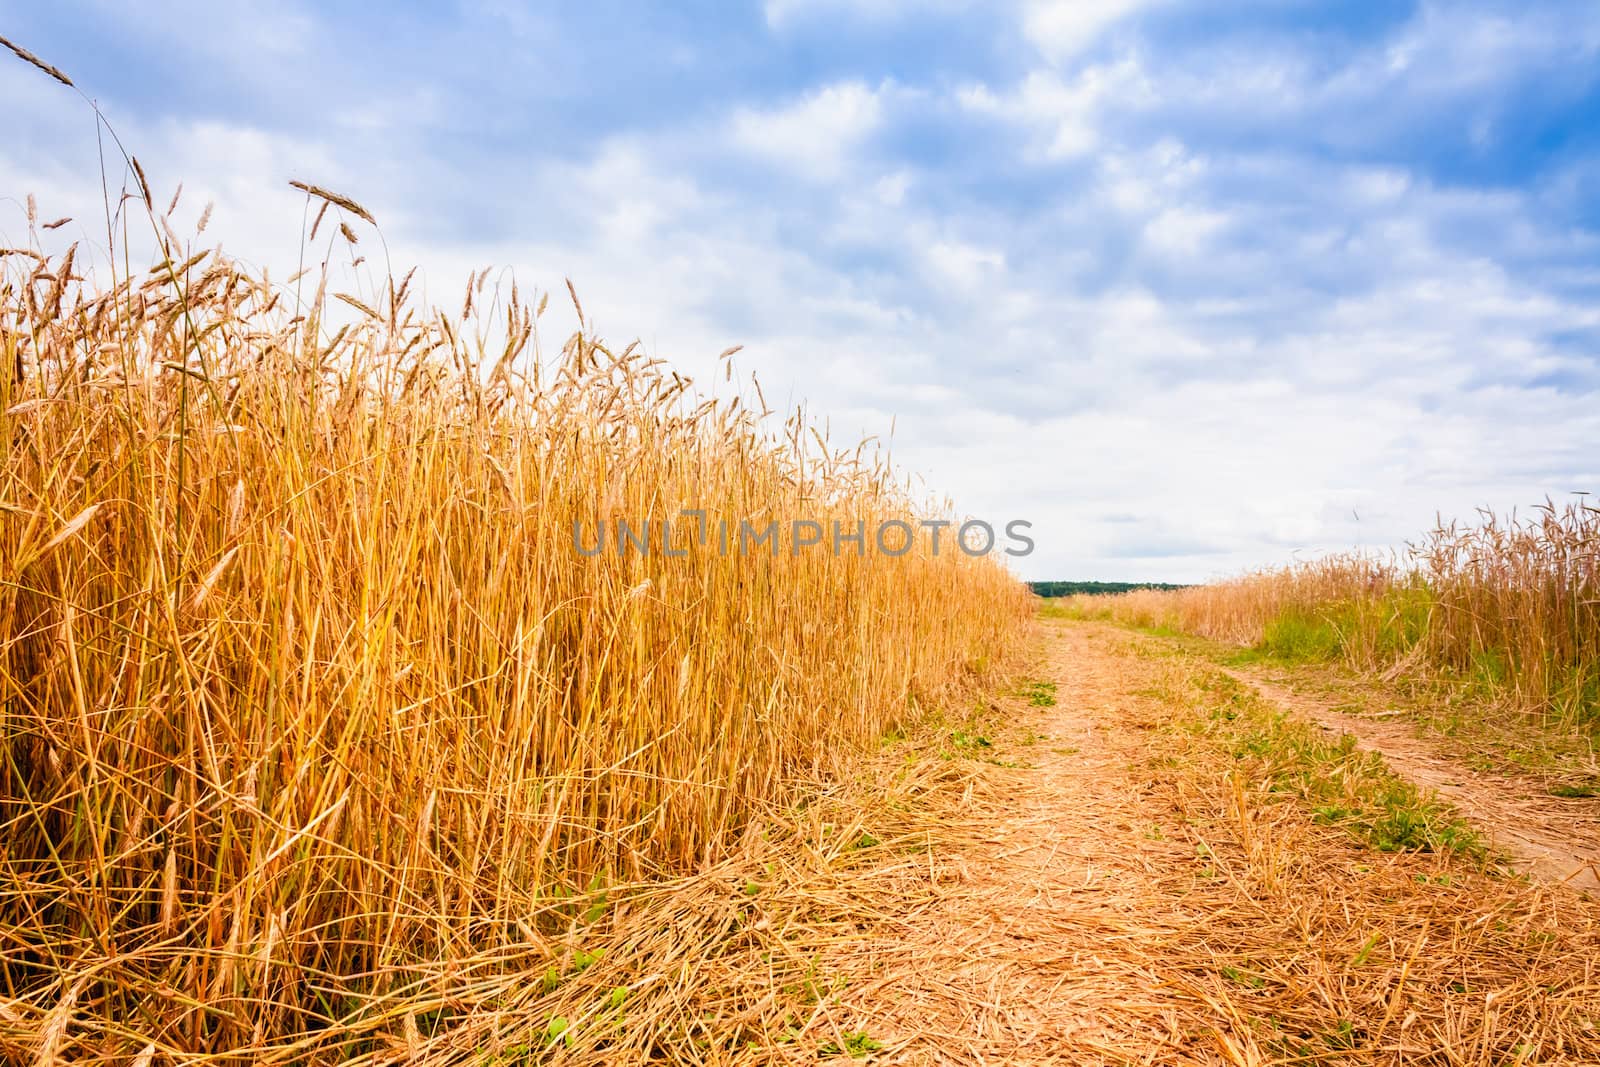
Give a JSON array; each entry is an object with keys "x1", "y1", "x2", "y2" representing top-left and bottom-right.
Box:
[
  {"x1": 819, "y1": 1031, "x2": 883, "y2": 1058},
  {"x1": 1019, "y1": 678, "x2": 1057, "y2": 706},
  {"x1": 1188, "y1": 670, "x2": 1485, "y2": 859},
  {"x1": 1258, "y1": 610, "x2": 1346, "y2": 663},
  {"x1": 1229, "y1": 586, "x2": 1434, "y2": 669},
  {"x1": 948, "y1": 729, "x2": 992, "y2": 751},
  {"x1": 1220, "y1": 964, "x2": 1267, "y2": 989}
]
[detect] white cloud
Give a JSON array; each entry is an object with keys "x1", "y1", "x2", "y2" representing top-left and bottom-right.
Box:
[
  {"x1": 959, "y1": 60, "x2": 1149, "y2": 160},
  {"x1": 874, "y1": 171, "x2": 912, "y2": 206},
  {"x1": 0, "y1": 72, "x2": 345, "y2": 286},
  {"x1": 1142, "y1": 206, "x2": 1228, "y2": 256},
  {"x1": 763, "y1": 0, "x2": 970, "y2": 28},
  {"x1": 7, "y1": 0, "x2": 1598, "y2": 587},
  {"x1": 922, "y1": 238, "x2": 1006, "y2": 289},
  {"x1": 730, "y1": 82, "x2": 886, "y2": 180},
  {"x1": 1349, "y1": 3, "x2": 1600, "y2": 97},
  {"x1": 1021, "y1": 0, "x2": 1156, "y2": 62},
  {"x1": 566, "y1": 143, "x2": 703, "y2": 245}
]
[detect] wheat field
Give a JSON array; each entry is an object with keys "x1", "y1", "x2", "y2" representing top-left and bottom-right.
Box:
[
  {"x1": 0, "y1": 166, "x2": 1029, "y2": 1057},
  {"x1": 1059, "y1": 501, "x2": 1600, "y2": 731},
  {"x1": 11, "y1": 27, "x2": 1600, "y2": 1067}
]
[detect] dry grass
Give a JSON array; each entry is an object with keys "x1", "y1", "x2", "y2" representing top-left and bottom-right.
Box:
[
  {"x1": 294, "y1": 618, "x2": 1600, "y2": 1065},
  {"x1": 10, "y1": 34, "x2": 1597, "y2": 1066},
  {"x1": 1112, "y1": 626, "x2": 1600, "y2": 1064},
  {"x1": 0, "y1": 160, "x2": 1028, "y2": 1058},
  {"x1": 621, "y1": 619, "x2": 1600, "y2": 1065},
  {"x1": 1059, "y1": 503, "x2": 1600, "y2": 733}
]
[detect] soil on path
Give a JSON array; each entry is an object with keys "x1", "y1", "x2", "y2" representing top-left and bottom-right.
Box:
[
  {"x1": 1214, "y1": 667, "x2": 1600, "y2": 891},
  {"x1": 762, "y1": 619, "x2": 1600, "y2": 1065}
]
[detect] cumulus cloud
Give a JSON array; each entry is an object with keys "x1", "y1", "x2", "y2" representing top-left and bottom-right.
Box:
[
  {"x1": 1020, "y1": 0, "x2": 1159, "y2": 62},
  {"x1": 958, "y1": 60, "x2": 1151, "y2": 160},
  {"x1": 762, "y1": 0, "x2": 971, "y2": 29},
  {"x1": 730, "y1": 81, "x2": 887, "y2": 180},
  {"x1": 3, "y1": 0, "x2": 1597, "y2": 582}
]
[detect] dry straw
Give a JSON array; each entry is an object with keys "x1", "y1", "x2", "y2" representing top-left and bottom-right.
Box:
[
  {"x1": 0, "y1": 41, "x2": 1029, "y2": 1059},
  {"x1": 1065, "y1": 502, "x2": 1600, "y2": 732}
]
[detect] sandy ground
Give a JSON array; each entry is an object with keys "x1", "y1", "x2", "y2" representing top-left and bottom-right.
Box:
[
  {"x1": 1220, "y1": 666, "x2": 1600, "y2": 891},
  {"x1": 747, "y1": 618, "x2": 1600, "y2": 1066},
  {"x1": 479, "y1": 617, "x2": 1600, "y2": 1065}
]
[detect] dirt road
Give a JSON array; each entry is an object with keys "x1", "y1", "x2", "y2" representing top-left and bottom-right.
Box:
[
  {"x1": 1220, "y1": 667, "x2": 1600, "y2": 891},
  {"x1": 764, "y1": 619, "x2": 1600, "y2": 1065},
  {"x1": 469, "y1": 618, "x2": 1600, "y2": 1065}
]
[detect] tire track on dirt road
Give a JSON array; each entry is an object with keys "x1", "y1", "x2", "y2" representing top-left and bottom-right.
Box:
[{"x1": 1216, "y1": 668, "x2": 1600, "y2": 892}]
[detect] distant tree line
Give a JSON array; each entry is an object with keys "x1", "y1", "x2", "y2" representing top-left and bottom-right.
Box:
[{"x1": 1028, "y1": 580, "x2": 1190, "y2": 598}]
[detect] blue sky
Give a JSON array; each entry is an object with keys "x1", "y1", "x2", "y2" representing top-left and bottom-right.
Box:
[{"x1": 4, "y1": 0, "x2": 1599, "y2": 581}]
